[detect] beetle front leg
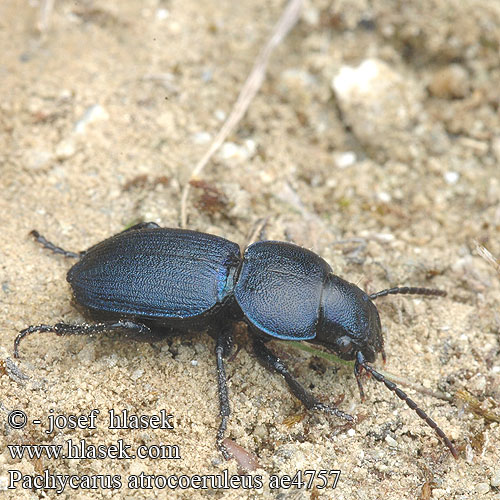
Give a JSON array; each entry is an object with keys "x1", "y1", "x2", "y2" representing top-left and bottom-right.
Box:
[
  {"x1": 214, "y1": 328, "x2": 233, "y2": 460},
  {"x1": 253, "y1": 338, "x2": 353, "y2": 422},
  {"x1": 14, "y1": 320, "x2": 151, "y2": 358}
]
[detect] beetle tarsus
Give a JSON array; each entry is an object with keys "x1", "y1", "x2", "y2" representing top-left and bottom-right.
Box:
[
  {"x1": 14, "y1": 320, "x2": 152, "y2": 358},
  {"x1": 253, "y1": 339, "x2": 352, "y2": 421},
  {"x1": 311, "y1": 402, "x2": 354, "y2": 422},
  {"x1": 216, "y1": 417, "x2": 231, "y2": 460}
]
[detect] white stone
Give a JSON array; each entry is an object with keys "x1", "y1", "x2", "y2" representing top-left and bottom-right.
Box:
[
  {"x1": 333, "y1": 151, "x2": 356, "y2": 168},
  {"x1": 491, "y1": 470, "x2": 500, "y2": 488},
  {"x1": 55, "y1": 140, "x2": 76, "y2": 160},
  {"x1": 75, "y1": 105, "x2": 109, "y2": 134},
  {"x1": 444, "y1": 171, "x2": 459, "y2": 184},
  {"x1": 191, "y1": 132, "x2": 212, "y2": 145},
  {"x1": 131, "y1": 368, "x2": 144, "y2": 381}
]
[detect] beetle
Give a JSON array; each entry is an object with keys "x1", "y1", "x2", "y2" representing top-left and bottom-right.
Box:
[{"x1": 14, "y1": 223, "x2": 458, "y2": 459}]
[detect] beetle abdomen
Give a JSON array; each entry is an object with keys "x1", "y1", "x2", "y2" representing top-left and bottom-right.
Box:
[
  {"x1": 234, "y1": 241, "x2": 332, "y2": 340},
  {"x1": 67, "y1": 228, "x2": 241, "y2": 319}
]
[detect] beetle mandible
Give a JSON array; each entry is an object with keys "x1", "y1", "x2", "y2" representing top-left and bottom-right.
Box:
[{"x1": 14, "y1": 223, "x2": 458, "y2": 459}]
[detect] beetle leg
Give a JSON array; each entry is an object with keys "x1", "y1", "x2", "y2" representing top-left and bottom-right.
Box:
[
  {"x1": 29, "y1": 223, "x2": 161, "y2": 261},
  {"x1": 253, "y1": 339, "x2": 353, "y2": 422},
  {"x1": 214, "y1": 328, "x2": 233, "y2": 460},
  {"x1": 14, "y1": 320, "x2": 151, "y2": 358},
  {"x1": 29, "y1": 230, "x2": 84, "y2": 259},
  {"x1": 121, "y1": 221, "x2": 160, "y2": 233}
]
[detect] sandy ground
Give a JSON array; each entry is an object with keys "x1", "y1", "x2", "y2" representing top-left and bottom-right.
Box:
[{"x1": 1, "y1": 0, "x2": 500, "y2": 498}]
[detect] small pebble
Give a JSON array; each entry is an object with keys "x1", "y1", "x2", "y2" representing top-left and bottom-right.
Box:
[
  {"x1": 0, "y1": 476, "x2": 8, "y2": 491},
  {"x1": 331, "y1": 58, "x2": 422, "y2": 161},
  {"x1": 75, "y1": 105, "x2": 109, "y2": 134},
  {"x1": 428, "y1": 64, "x2": 469, "y2": 99},
  {"x1": 253, "y1": 424, "x2": 267, "y2": 440},
  {"x1": 491, "y1": 137, "x2": 500, "y2": 162},
  {"x1": 156, "y1": 8, "x2": 169, "y2": 20},
  {"x1": 373, "y1": 233, "x2": 395, "y2": 243},
  {"x1": 104, "y1": 354, "x2": 118, "y2": 368},
  {"x1": 156, "y1": 111, "x2": 175, "y2": 131},
  {"x1": 475, "y1": 482, "x2": 490, "y2": 495},
  {"x1": 432, "y1": 488, "x2": 447, "y2": 499},
  {"x1": 468, "y1": 374, "x2": 487, "y2": 393},
  {"x1": 302, "y1": 6, "x2": 319, "y2": 26},
  {"x1": 218, "y1": 142, "x2": 242, "y2": 160},
  {"x1": 201, "y1": 68, "x2": 213, "y2": 82},
  {"x1": 333, "y1": 59, "x2": 381, "y2": 98},
  {"x1": 131, "y1": 368, "x2": 144, "y2": 381},
  {"x1": 77, "y1": 344, "x2": 96, "y2": 364},
  {"x1": 217, "y1": 140, "x2": 256, "y2": 163},
  {"x1": 55, "y1": 140, "x2": 76, "y2": 160},
  {"x1": 491, "y1": 470, "x2": 500, "y2": 488},
  {"x1": 333, "y1": 151, "x2": 356, "y2": 168},
  {"x1": 385, "y1": 435, "x2": 397, "y2": 447},
  {"x1": 191, "y1": 132, "x2": 212, "y2": 145},
  {"x1": 214, "y1": 109, "x2": 226, "y2": 121},
  {"x1": 25, "y1": 149, "x2": 52, "y2": 170},
  {"x1": 222, "y1": 438, "x2": 260, "y2": 472},
  {"x1": 279, "y1": 68, "x2": 317, "y2": 104},
  {"x1": 444, "y1": 171, "x2": 459, "y2": 185},
  {"x1": 377, "y1": 191, "x2": 391, "y2": 203}
]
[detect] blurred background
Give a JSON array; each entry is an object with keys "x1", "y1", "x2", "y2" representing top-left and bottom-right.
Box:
[{"x1": 1, "y1": 1, "x2": 499, "y2": 498}]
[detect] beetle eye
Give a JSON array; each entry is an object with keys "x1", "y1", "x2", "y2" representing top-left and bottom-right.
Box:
[{"x1": 337, "y1": 336, "x2": 352, "y2": 353}]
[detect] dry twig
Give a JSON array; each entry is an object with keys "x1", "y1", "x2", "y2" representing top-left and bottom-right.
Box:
[
  {"x1": 180, "y1": 0, "x2": 303, "y2": 227},
  {"x1": 475, "y1": 240, "x2": 500, "y2": 276},
  {"x1": 38, "y1": 0, "x2": 55, "y2": 33}
]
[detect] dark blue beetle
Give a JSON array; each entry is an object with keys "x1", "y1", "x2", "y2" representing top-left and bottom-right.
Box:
[{"x1": 15, "y1": 223, "x2": 458, "y2": 458}]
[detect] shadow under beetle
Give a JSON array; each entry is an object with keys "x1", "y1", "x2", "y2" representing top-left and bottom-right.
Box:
[{"x1": 14, "y1": 223, "x2": 458, "y2": 459}]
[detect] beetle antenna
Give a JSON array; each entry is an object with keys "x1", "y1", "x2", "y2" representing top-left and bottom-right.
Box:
[
  {"x1": 354, "y1": 352, "x2": 458, "y2": 459},
  {"x1": 369, "y1": 287, "x2": 446, "y2": 300}
]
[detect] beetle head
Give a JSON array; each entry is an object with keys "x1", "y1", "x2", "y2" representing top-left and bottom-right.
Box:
[
  {"x1": 315, "y1": 274, "x2": 383, "y2": 363},
  {"x1": 316, "y1": 281, "x2": 457, "y2": 458}
]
